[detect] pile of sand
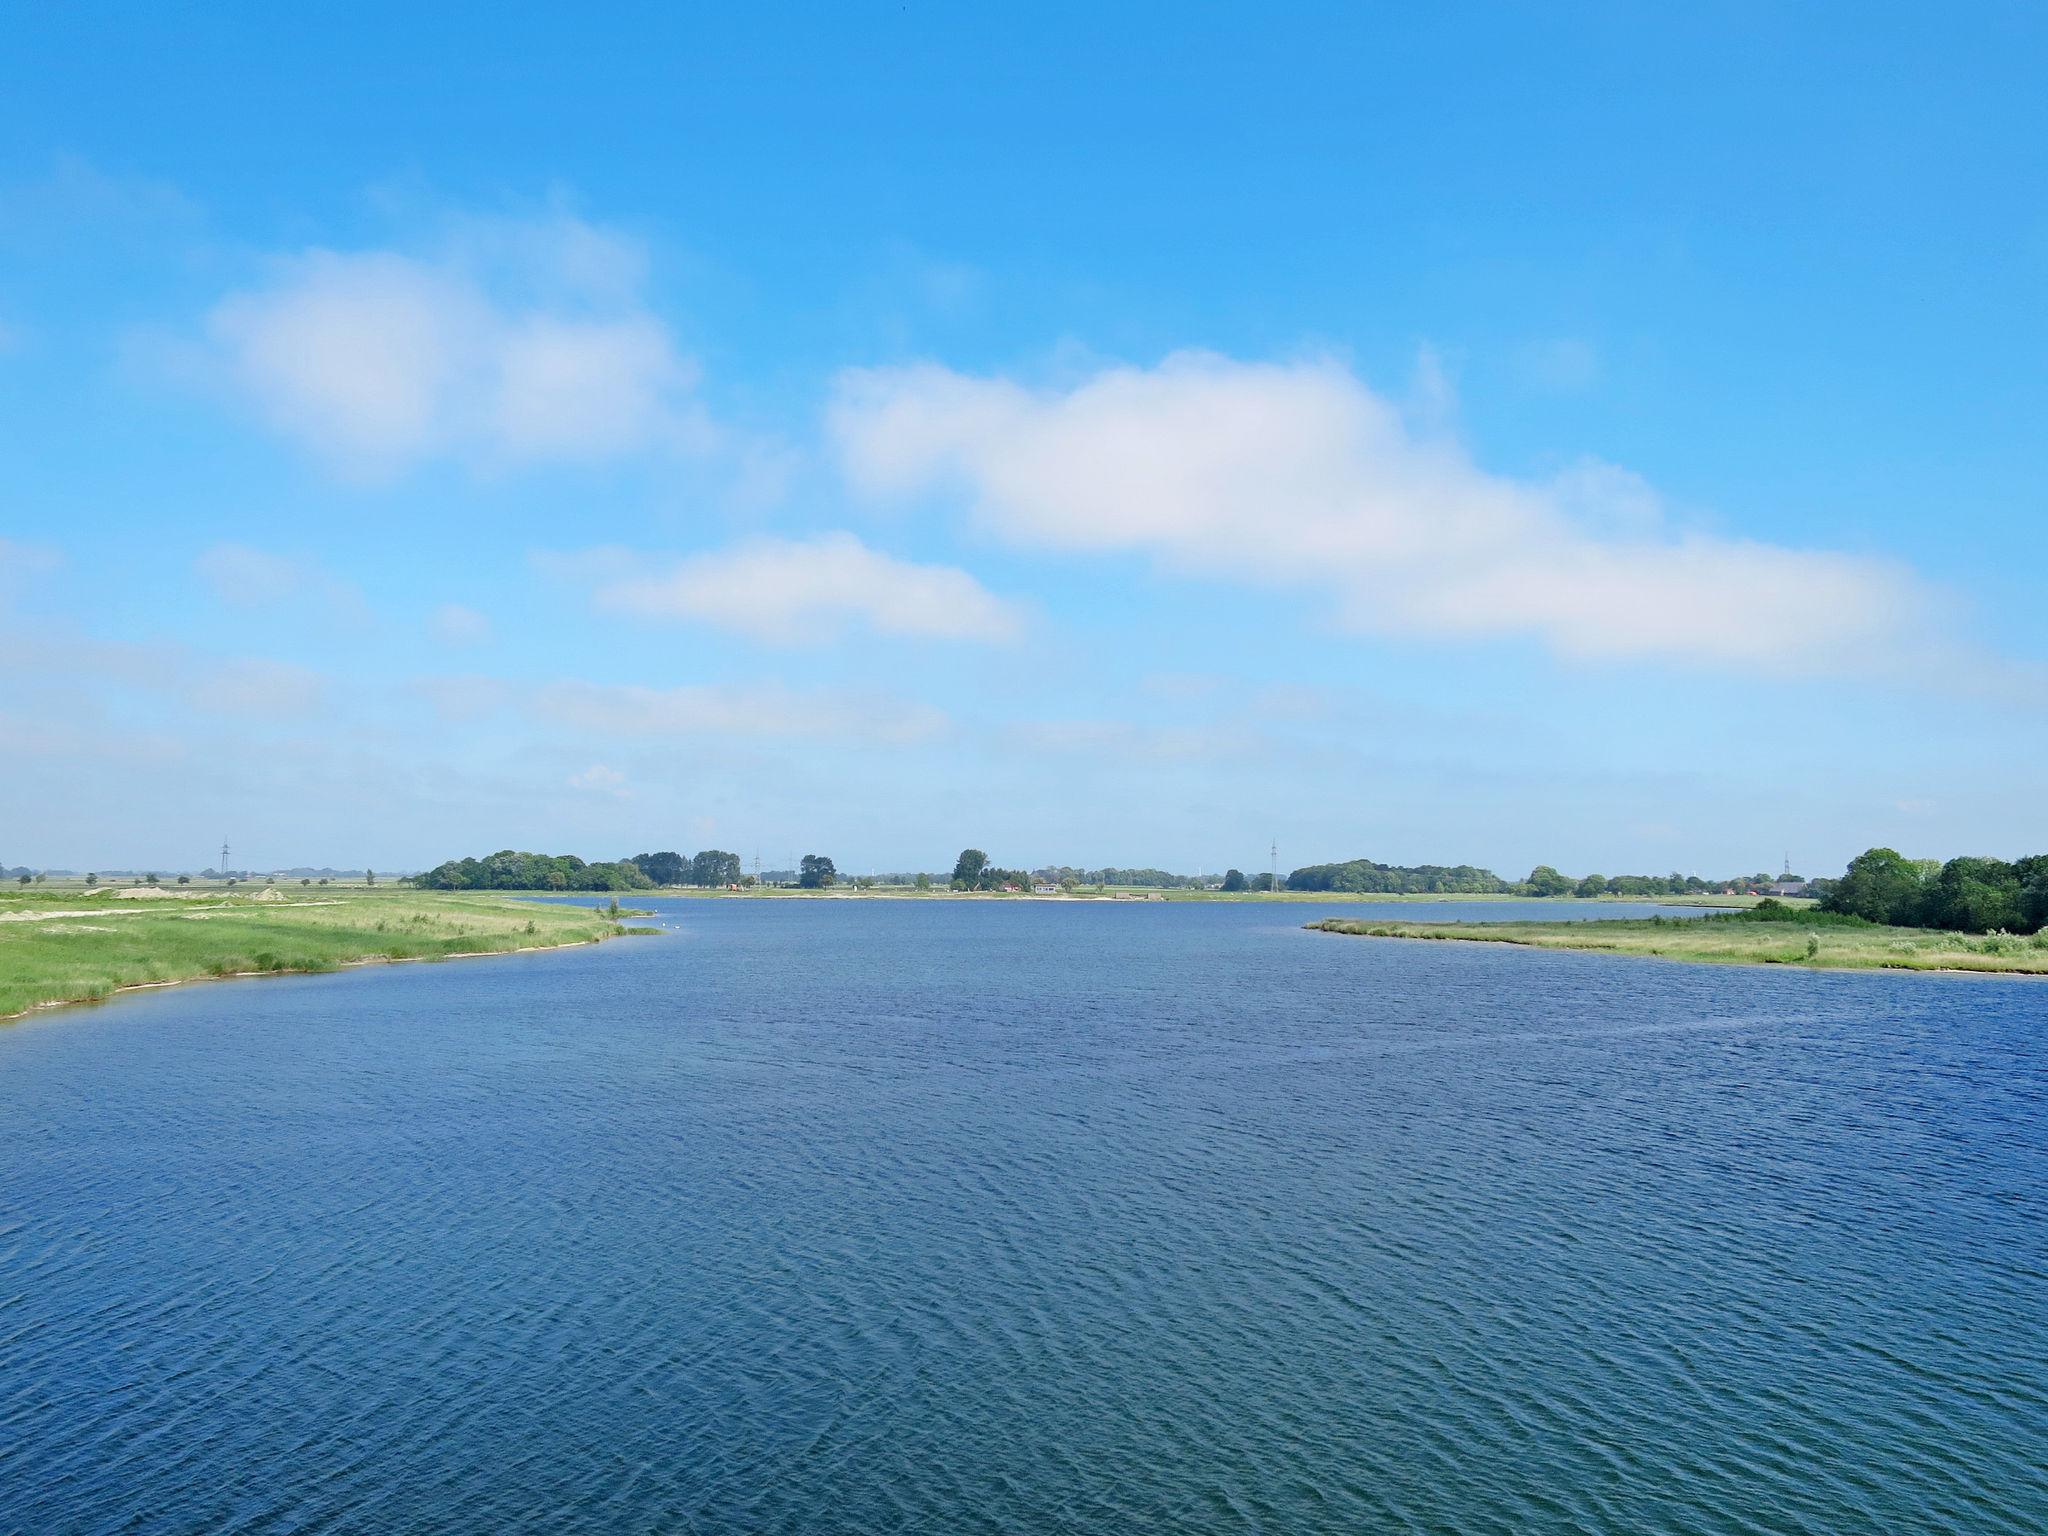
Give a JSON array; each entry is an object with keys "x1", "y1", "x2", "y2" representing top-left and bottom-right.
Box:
[
  {"x1": 252, "y1": 887, "x2": 287, "y2": 902},
  {"x1": 116, "y1": 886, "x2": 199, "y2": 899}
]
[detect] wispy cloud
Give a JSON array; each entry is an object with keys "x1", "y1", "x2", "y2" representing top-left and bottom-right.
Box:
[
  {"x1": 573, "y1": 532, "x2": 1024, "y2": 644},
  {"x1": 830, "y1": 350, "x2": 1938, "y2": 674}
]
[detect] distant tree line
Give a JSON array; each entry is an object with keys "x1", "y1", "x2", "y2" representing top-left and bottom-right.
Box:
[
  {"x1": 628, "y1": 850, "x2": 745, "y2": 887},
  {"x1": 1286, "y1": 859, "x2": 1511, "y2": 894},
  {"x1": 952, "y1": 849, "x2": 1034, "y2": 892},
  {"x1": 410, "y1": 850, "x2": 654, "y2": 891},
  {"x1": 1822, "y1": 847, "x2": 2048, "y2": 934},
  {"x1": 1286, "y1": 858, "x2": 1795, "y2": 897},
  {"x1": 1026, "y1": 866, "x2": 1214, "y2": 889},
  {"x1": 1517, "y1": 866, "x2": 1782, "y2": 898}
]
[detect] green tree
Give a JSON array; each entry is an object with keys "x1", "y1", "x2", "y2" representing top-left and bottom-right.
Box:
[
  {"x1": 85, "y1": 873, "x2": 98, "y2": 886},
  {"x1": 799, "y1": 854, "x2": 837, "y2": 889},
  {"x1": 1574, "y1": 873, "x2": 1607, "y2": 898},
  {"x1": 951, "y1": 848, "x2": 989, "y2": 889},
  {"x1": 16, "y1": 873, "x2": 28, "y2": 886},
  {"x1": 365, "y1": 869, "x2": 377, "y2": 886},
  {"x1": 1921, "y1": 856, "x2": 2022, "y2": 933},
  {"x1": 1822, "y1": 847, "x2": 1932, "y2": 925},
  {"x1": 631, "y1": 851, "x2": 687, "y2": 886},
  {"x1": 914, "y1": 873, "x2": 933, "y2": 892},
  {"x1": 1526, "y1": 865, "x2": 1574, "y2": 898},
  {"x1": 177, "y1": 874, "x2": 190, "y2": 885},
  {"x1": 2014, "y1": 854, "x2": 2048, "y2": 934},
  {"x1": 690, "y1": 850, "x2": 742, "y2": 887},
  {"x1": 1221, "y1": 868, "x2": 1248, "y2": 892}
]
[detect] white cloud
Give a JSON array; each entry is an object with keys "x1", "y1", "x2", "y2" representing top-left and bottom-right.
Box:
[
  {"x1": 200, "y1": 215, "x2": 707, "y2": 477},
  {"x1": 583, "y1": 532, "x2": 1023, "y2": 644},
  {"x1": 431, "y1": 603, "x2": 493, "y2": 647},
  {"x1": 531, "y1": 679, "x2": 947, "y2": 746},
  {"x1": 830, "y1": 351, "x2": 1934, "y2": 672}
]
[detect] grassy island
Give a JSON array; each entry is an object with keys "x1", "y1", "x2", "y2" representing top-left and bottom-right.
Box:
[
  {"x1": 0, "y1": 887, "x2": 641, "y2": 1020},
  {"x1": 1307, "y1": 909, "x2": 2048, "y2": 977}
]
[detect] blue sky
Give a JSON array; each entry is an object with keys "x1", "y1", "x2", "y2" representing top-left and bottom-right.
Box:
[{"x1": 3, "y1": 3, "x2": 2044, "y2": 877}]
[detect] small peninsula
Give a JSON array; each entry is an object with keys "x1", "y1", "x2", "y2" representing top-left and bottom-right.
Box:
[
  {"x1": 0, "y1": 886, "x2": 644, "y2": 1021},
  {"x1": 1308, "y1": 909, "x2": 2048, "y2": 977}
]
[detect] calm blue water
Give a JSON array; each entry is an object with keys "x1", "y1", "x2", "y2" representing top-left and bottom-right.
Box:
[{"x1": 4, "y1": 898, "x2": 2044, "y2": 1534}]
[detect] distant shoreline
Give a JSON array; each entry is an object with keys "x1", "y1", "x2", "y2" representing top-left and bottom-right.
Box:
[{"x1": 539, "y1": 888, "x2": 1768, "y2": 908}]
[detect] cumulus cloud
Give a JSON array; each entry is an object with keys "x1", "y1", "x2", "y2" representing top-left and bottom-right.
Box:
[
  {"x1": 199, "y1": 214, "x2": 707, "y2": 476},
  {"x1": 581, "y1": 532, "x2": 1023, "y2": 644},
  {"x1": 531, "y1": 679, "x2": 947, "y2": 746},
  {"x1": 829, "y1": 351, "x2": 1934, "y2": 672}
]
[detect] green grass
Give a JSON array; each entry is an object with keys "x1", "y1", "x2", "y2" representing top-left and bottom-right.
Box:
[
  {"x1": 0, "y1": 888, "x2": 635, "y2": 1020},
  {"x1": 1307, "y1": 910, "x2": 2048, "y2": 976}
]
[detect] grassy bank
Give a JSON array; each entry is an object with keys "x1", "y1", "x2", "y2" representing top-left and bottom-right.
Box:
[
  {"x1": 1307, "y1": 912, "x2": 2048, "y2": 976},
  {"x1": 0, "y1": 888, "x2": 639, "y2": 1020}
]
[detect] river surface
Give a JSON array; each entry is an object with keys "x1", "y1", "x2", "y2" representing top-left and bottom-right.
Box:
[{"x1": 4, "y1": 898, "x2": 2044, "y2": 1533}]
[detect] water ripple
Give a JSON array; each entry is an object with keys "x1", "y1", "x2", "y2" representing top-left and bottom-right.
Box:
[{"x1": 2, "y1": 898, "x2": 2044, "y2": 1533}]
